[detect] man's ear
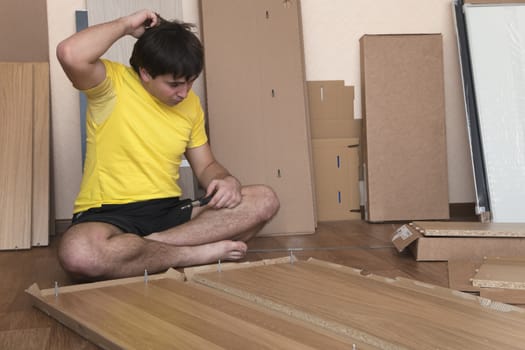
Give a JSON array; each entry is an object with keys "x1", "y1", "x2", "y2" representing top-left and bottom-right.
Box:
[{"x1": 139, "y1": 67, "x2": 152, "y2": 82}]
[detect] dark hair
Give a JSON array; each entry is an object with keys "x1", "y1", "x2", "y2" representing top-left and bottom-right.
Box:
[{"x1": 130, "y1": 18, "x2": 204, "y2": 80}]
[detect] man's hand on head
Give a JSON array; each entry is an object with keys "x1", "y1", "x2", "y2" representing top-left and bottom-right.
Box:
[{"x1": 125, "y1": 10, "x2": 160, "y2": 38}]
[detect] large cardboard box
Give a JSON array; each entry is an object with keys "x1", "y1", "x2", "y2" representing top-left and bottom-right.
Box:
[
  {"x1": 360, "y1": 34, "x2": 450, "y2": 222},
  {"x1": 312, "y1": 138, "x2": 360, "y2": 221}
]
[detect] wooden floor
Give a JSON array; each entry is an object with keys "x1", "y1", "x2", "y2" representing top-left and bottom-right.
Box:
[{"x1": 0, "y1": 220, "x2": 452, "y2": 350}]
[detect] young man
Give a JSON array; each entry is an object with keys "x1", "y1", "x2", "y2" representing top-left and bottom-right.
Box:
[{"x1": 56, "y1": 10, "x2": 279, "y2": 281}]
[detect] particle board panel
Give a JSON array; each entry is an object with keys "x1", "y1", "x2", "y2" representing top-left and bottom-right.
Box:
[
  {"x1": 0, "y1": 63, "x2": 34, "y2": 250},
  {"x1": 411, "y1": 221, "x2": 525, "y2": 237},
  {"x1": 360, "y1": 34, "x2": 449, "y2": 222},
  {"x1": 472, "y1": 257, "x2": 525, "y2": 289},
  {"x1": 27, "y1": 267, "x2": 368, "y2": 350},
  {"x1": 32, "y1": 62, "x2": 51, "y2": 247},
  {"x1": 448, "y1": 258, "x2": 525, "y2": 304},
  {"x1": 192, "y1": 258, "x2": 525, "y2": 349}
]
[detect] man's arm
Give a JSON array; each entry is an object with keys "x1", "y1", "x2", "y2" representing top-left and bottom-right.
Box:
[
  {"x1": 185, "y1": 143, "x2": 242, "y2": 209},
  {"x1": 56, "y1": 9, "x2": 160, "y2": 90}
]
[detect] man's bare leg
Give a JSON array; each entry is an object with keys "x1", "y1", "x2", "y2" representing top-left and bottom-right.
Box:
[
  {"x1": 58, "y1": 185, "x2": 279, "y2": 280},
  {"x1": 146, "y1": 185, "x2": 279, "y2": 246},
  {"x1": 58, "y1": 222, "x2": 248, "y2": 280}
]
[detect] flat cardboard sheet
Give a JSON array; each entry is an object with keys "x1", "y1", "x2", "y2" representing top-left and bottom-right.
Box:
[{"x1": 311, "y1": 138, "x2": 360, "y2": 221}]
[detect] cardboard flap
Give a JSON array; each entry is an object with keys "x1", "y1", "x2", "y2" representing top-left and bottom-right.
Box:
[{"x1": 392, "y1": 224, "x2": 421, "y2": 252}]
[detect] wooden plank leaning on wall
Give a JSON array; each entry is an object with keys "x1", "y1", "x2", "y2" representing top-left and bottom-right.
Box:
[{"x1": 0, "y1": 62, "x2": 50, "y2": 250}]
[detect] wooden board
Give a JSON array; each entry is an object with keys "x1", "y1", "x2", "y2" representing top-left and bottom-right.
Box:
[
  {"x1": 27, "y1": 265, "x2": 368, "y2": 350},
  {"x1": 412, "y1": 221, "x2": 525, "y2": 237},
  {"x1": 0, "y1": 63, "x2": 34, "y2": 250},
  {"x1": 472, "y1": 257, "x2": 525, "y2": 289},
  {"x1": 31, "y1": 62, "x2": 51, "y2": 247},
  {"x1": 192, "y1": 258, "x2": 525, "y2": 349}
]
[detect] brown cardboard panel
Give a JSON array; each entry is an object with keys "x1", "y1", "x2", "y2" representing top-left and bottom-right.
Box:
[
  {"x1": 312, "y1": 138, "x2": 360, "y2": 221},
  {"x1": 0, "y1": 0, "x2": 49, "y2": 61},
  {"x1": 472, "y1": 257, "x2": 525, "y2": 289},
  {"x1": 307, "y1": 81, "x2": 354, "y2": 120},
  {"x1": 447, "y1": 259, "x2": 482, "y2": 292},
  {"x1": 201, "y1": 0, "x2": 316, "y2": 235},
  {"x1": 310, "y1": 119, "x2": 362, "y2": 139},
  {"x1": 393, "y1": 224, "x2": 525, "y2": 261},
  {"x1": 412, "y1": 221, "x2": 525, "y2": 237},
  {"x1": 0, "y1": 63, "x2": 34, "y2": 250},
  {"x1": 360, "y1": 34, "x2": 449, "y2": 222}
]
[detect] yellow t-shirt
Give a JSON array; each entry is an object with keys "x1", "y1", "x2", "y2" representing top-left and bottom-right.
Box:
[{"x1": 74, "y1": 60, "x2": 208, "y2": 213}]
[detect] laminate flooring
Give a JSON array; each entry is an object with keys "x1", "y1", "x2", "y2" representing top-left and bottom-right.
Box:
[{"x1": 1, "y1": 220, "x2": 452, "y2": 349}]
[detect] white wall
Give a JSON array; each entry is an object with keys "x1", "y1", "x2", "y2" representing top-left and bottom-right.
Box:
[{"x1": 49, "y1": 0, "x2": 475, "y2": 219}]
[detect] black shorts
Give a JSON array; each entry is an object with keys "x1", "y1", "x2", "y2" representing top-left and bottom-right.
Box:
[{"x1": 70, "y1": 197, "x2": 193, "y2": 236}]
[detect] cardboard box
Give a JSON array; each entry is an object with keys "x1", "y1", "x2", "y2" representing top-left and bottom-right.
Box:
[
  {"x1": 360, "y1": 34, "x2": 449, "y2": 222},
  {"x1": 312, "y1": 138, "x2": 361, "y2": 221},
  {"x1": 393, "y1": 224, "x2": 525, "y2": 261},
  {"x1": 307, "y1": 81, "x2": 361, "y2": 139}
]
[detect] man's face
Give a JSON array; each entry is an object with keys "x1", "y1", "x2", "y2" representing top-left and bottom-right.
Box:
[{"x1": 140, "y1": 69, "x2": 196, "y2": 106}]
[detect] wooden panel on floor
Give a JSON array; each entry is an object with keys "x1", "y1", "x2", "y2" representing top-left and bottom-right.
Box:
[
  {"x1": 472, "y1": 257, "x2": 525, "y2": 289},
  {"x1": 27, "y1": 267, "x2": 369, "y2": 350},
  {"x1": 192, "y1": 258, "x2": 525, "y2": 349},
  {"x1": 412, "y1": 221, "x2": 525, "y2": 237},
  {"x1": 0, "y1": 62, "x2": 34, "y2": 250}
]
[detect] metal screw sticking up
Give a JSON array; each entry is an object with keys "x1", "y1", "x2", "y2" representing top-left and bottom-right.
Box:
[
  {"x1": 144, "y1": 269, "x2": 148, "y2": 284},
  {"x1": 54, "y1": 281, "x2": 59, "y2": 297},
  {"x1": 218, "y1": 259, "x2": 222, "y2": 272}
]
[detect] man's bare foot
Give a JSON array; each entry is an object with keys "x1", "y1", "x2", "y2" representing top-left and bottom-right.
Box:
[{"x1": 180, "y1": 240, "x2": 247, "y2": 267}]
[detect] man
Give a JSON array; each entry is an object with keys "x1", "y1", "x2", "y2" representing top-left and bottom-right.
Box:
[{"x1": 57, "y1": 10, "x2": 279, "y2": 281}]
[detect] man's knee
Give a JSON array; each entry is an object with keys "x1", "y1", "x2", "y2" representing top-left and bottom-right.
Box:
[
  {"x1": 252, "y1": 185, "x2": 280, "y2": 222},
  {"x1": 58, "y1": 225, "x2": 109, "y2": 280}
]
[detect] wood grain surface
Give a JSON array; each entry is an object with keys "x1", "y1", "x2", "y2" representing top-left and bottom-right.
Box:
[
  {"x1": 27, "y1": 267, "x2": 369, "y2": 349},
  {"x1": 0, "y1": 62, "x2": 34, "y2": 250},
  {"x1": 193, "y1": 259, "x2": 525, "y2": 349}
]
